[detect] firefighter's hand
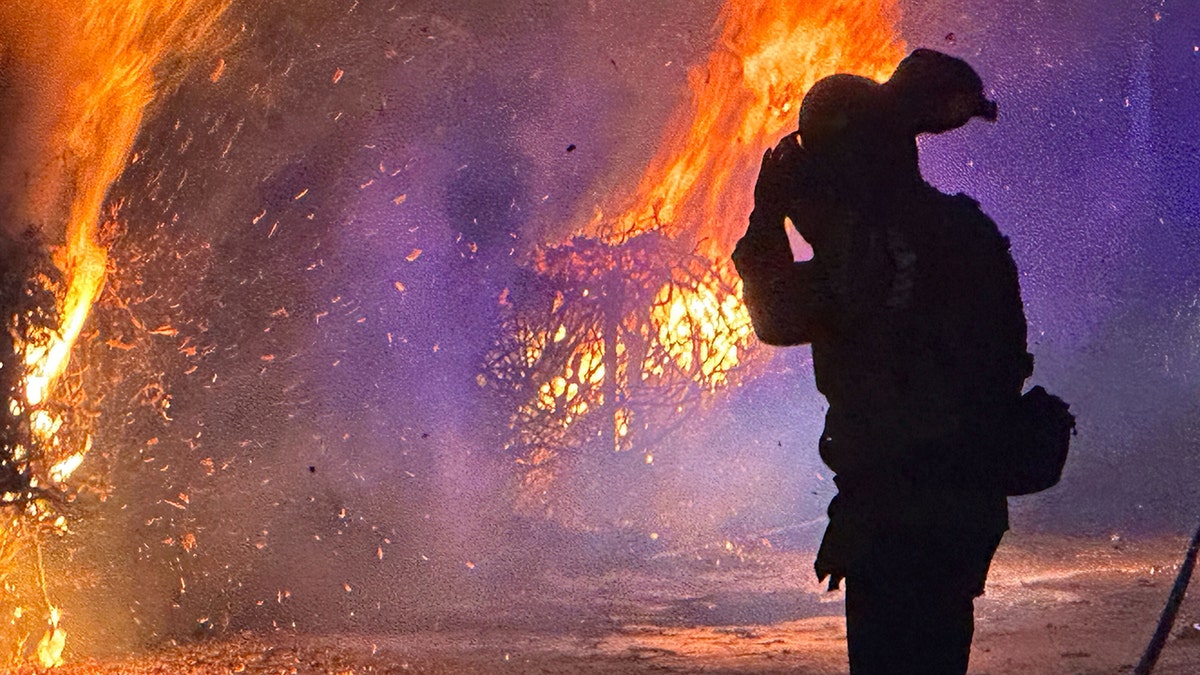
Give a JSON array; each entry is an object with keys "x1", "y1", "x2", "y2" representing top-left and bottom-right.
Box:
[
  {"x1": 736, "y1": 133, "x2": 806, "y2": 277},
  {"x1": 753, "y1": 132, "x2": 803, "y2": 220}
]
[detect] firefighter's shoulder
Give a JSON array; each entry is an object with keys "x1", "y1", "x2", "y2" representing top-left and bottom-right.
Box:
[{"x1": 941, "y1": 191, "x2": 1008, "y2": 249}]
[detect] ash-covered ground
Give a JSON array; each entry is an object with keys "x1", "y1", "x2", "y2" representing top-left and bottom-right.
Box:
[{"x1": 8, "y1": 532, "x2": 1199, "y2": 674}]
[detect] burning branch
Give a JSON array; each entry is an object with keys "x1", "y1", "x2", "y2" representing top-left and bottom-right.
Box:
[
  {"x1": 0, "y1": 232, "x2": 65, "y2": 507},
  {"x1": 483, "y1": 233, "x2": 756, "y2": 511},
  {"x1": 0, "y1": 0, "x2": 233, "y2": 666}
]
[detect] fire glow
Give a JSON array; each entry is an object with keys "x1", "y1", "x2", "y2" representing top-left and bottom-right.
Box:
[
  {"x1": 15, "y1": 0, "x2": 229, "y2": 418},
  {"x1": 0, "y1": 0, "x2": 906, "y2": 667},
  {"x1": 599, "y1": 0, "x2": 904, "y2": 255}
]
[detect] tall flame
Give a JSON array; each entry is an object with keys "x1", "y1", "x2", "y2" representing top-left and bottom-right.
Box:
[
  {"x1": 595, "y1": 0, "x2": 904, "y2": 389},
  {"x1": 632, "y1": 0, "x2": 904, "y2": 384},
  {"x1": 0, "y1": 0, "x2": 230, "y2": 666},
  {"x1": 8, "y1": 1, "x2": 230, "y2": 410}
]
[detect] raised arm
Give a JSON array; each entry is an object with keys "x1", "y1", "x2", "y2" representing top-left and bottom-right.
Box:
[{"x1": 731, "y1": 139, "x2": 834, "y2": 346}]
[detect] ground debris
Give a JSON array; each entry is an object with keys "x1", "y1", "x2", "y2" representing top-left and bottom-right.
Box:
[{"x1": 2, "y1": 535, "x2": 1197, "y2": 674}]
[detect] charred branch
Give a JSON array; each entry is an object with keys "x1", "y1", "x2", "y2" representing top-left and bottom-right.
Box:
[{"x1": 482, "y1": 232, "x2": 759, "y2": 509}]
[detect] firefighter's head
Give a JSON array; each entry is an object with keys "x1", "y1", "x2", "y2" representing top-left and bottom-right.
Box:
[
  {"x1": 798, "y1": 73, "x2": 917, "y2": 185},
  {"x1": 797, "y1": 73, "x2": 883, "y2": 156}
]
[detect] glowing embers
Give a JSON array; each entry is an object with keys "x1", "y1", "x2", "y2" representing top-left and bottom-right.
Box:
[
  {"x1": 534, "y1": 329, "x2": 605, "y2": 422},
  {"x1": 490, "y1": 0, "x2": 903, "y2": 511},
  {"x1": 35, "y1": 607, "x2": 64, "y2": 669},
  {"x1": 15, "y1": 324, "x2": 88, "y2": 486},
  {"x1": 0, "y1": 258, "x2": 84, "y2": 669},
  {"x1": 17, "y1": 0, "x2": 231, "y2": 416},
  {"x1": 5, "y1": 0, "x2": 232, "y2": 490},
  {"x1": 647, "y1": 271, "x2": 751, "y2": 386},
  {"x1": 0, "y1": 0, "x2": 232, "y2": 666}
]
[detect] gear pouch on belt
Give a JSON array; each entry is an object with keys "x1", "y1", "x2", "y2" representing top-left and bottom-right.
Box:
[{"x1": 996, "y1": 385, "x2": 1075, "y2": 496}]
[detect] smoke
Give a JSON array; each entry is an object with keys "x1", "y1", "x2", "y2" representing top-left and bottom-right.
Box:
[
  {"x1": 0, "y1": 0, "x2": 922, "y2": 658},
  {"x1": 0, "y1": 1, "x2": 230, "y2": 378},
  {"x1": 0, "y1": 0, "x2": 231, "y2": 663}
]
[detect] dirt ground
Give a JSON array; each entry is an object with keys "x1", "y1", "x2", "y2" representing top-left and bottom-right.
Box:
[{"x1": 8, "y1": 533, "x2": 1199, "y2": 674}]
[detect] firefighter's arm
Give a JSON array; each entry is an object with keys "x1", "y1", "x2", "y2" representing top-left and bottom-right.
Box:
[
  {"x1": 732, "y1": 142, "x2": 832, "y2": 346},
  {"x1": 733, "y1": 247, "x2": 833, "y2": 345}
]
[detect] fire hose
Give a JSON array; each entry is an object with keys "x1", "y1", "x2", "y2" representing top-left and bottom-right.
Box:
[{"x1": 1133, "y1": 521, "x2": 1200, "y2": 675}]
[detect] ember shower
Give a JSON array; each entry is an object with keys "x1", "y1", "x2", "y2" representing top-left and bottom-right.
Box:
[{"x1": 0, "y1": 0, "x2": 1195, "y2": 667}]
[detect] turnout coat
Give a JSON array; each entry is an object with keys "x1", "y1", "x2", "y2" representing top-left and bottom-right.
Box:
[{"x1": 732, "y1": 175, "x2": 1032, "y2": 588}]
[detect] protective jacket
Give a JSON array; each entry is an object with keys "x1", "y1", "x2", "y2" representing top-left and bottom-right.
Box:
[{"x1": 732, "y1": 176, "x2": 1031, "y2": 585}]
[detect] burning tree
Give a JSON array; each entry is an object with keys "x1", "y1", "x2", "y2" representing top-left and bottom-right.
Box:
[
  {"x1": 0, "y1": 236, "x2": 61, "y2": 506},
  {"x1": 0, "y1": 0, "x2": 908, "y2": 664},
  {"x1": 484, "y1": 0, "x2": 905, "y2": 512},
  {"x1": 0, "y1": 0, "x2": 230, "y2": 667},
  {"x1": 0, "y1": 233, "x2": 80, "y2": 669},
  {"x1": 483, "y1": 233, "x2": 755, "y2": 511}
]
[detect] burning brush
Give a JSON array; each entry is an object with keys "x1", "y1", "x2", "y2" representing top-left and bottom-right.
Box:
[
  {"x1": 0, "y1": 232, "x2": 69, "y2": 506},
  {"x1": 0, "y1": 0, "x2": 231, "y2": 666},
  {"x1": 483, "y1": 232, "x2": 755, "y2": 511},
  {"x1": 485, "y1": 0, "x2": 905, "y2": 511}
]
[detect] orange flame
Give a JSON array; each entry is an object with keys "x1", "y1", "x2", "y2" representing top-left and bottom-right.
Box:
[
  {"x1": 488, "y1": 3, "x2": 909, "y2": 509},
  {"x1": 594, "y1": 0, "x2": 904, "y2": 390},
  {"x1": 14, "y1": 0, "x2": 230, "y2": 411},
  {"x1": 509, "y1": 1, "x2": 906, "y2": 471},
  {"x1": 512, "y1": 0, "x2": 906, "y2": 465}
]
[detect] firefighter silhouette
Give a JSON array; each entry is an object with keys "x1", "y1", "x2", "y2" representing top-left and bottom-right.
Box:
[{"x1": 733, "y1": 49, "x2": 1030, "y2": 674}]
